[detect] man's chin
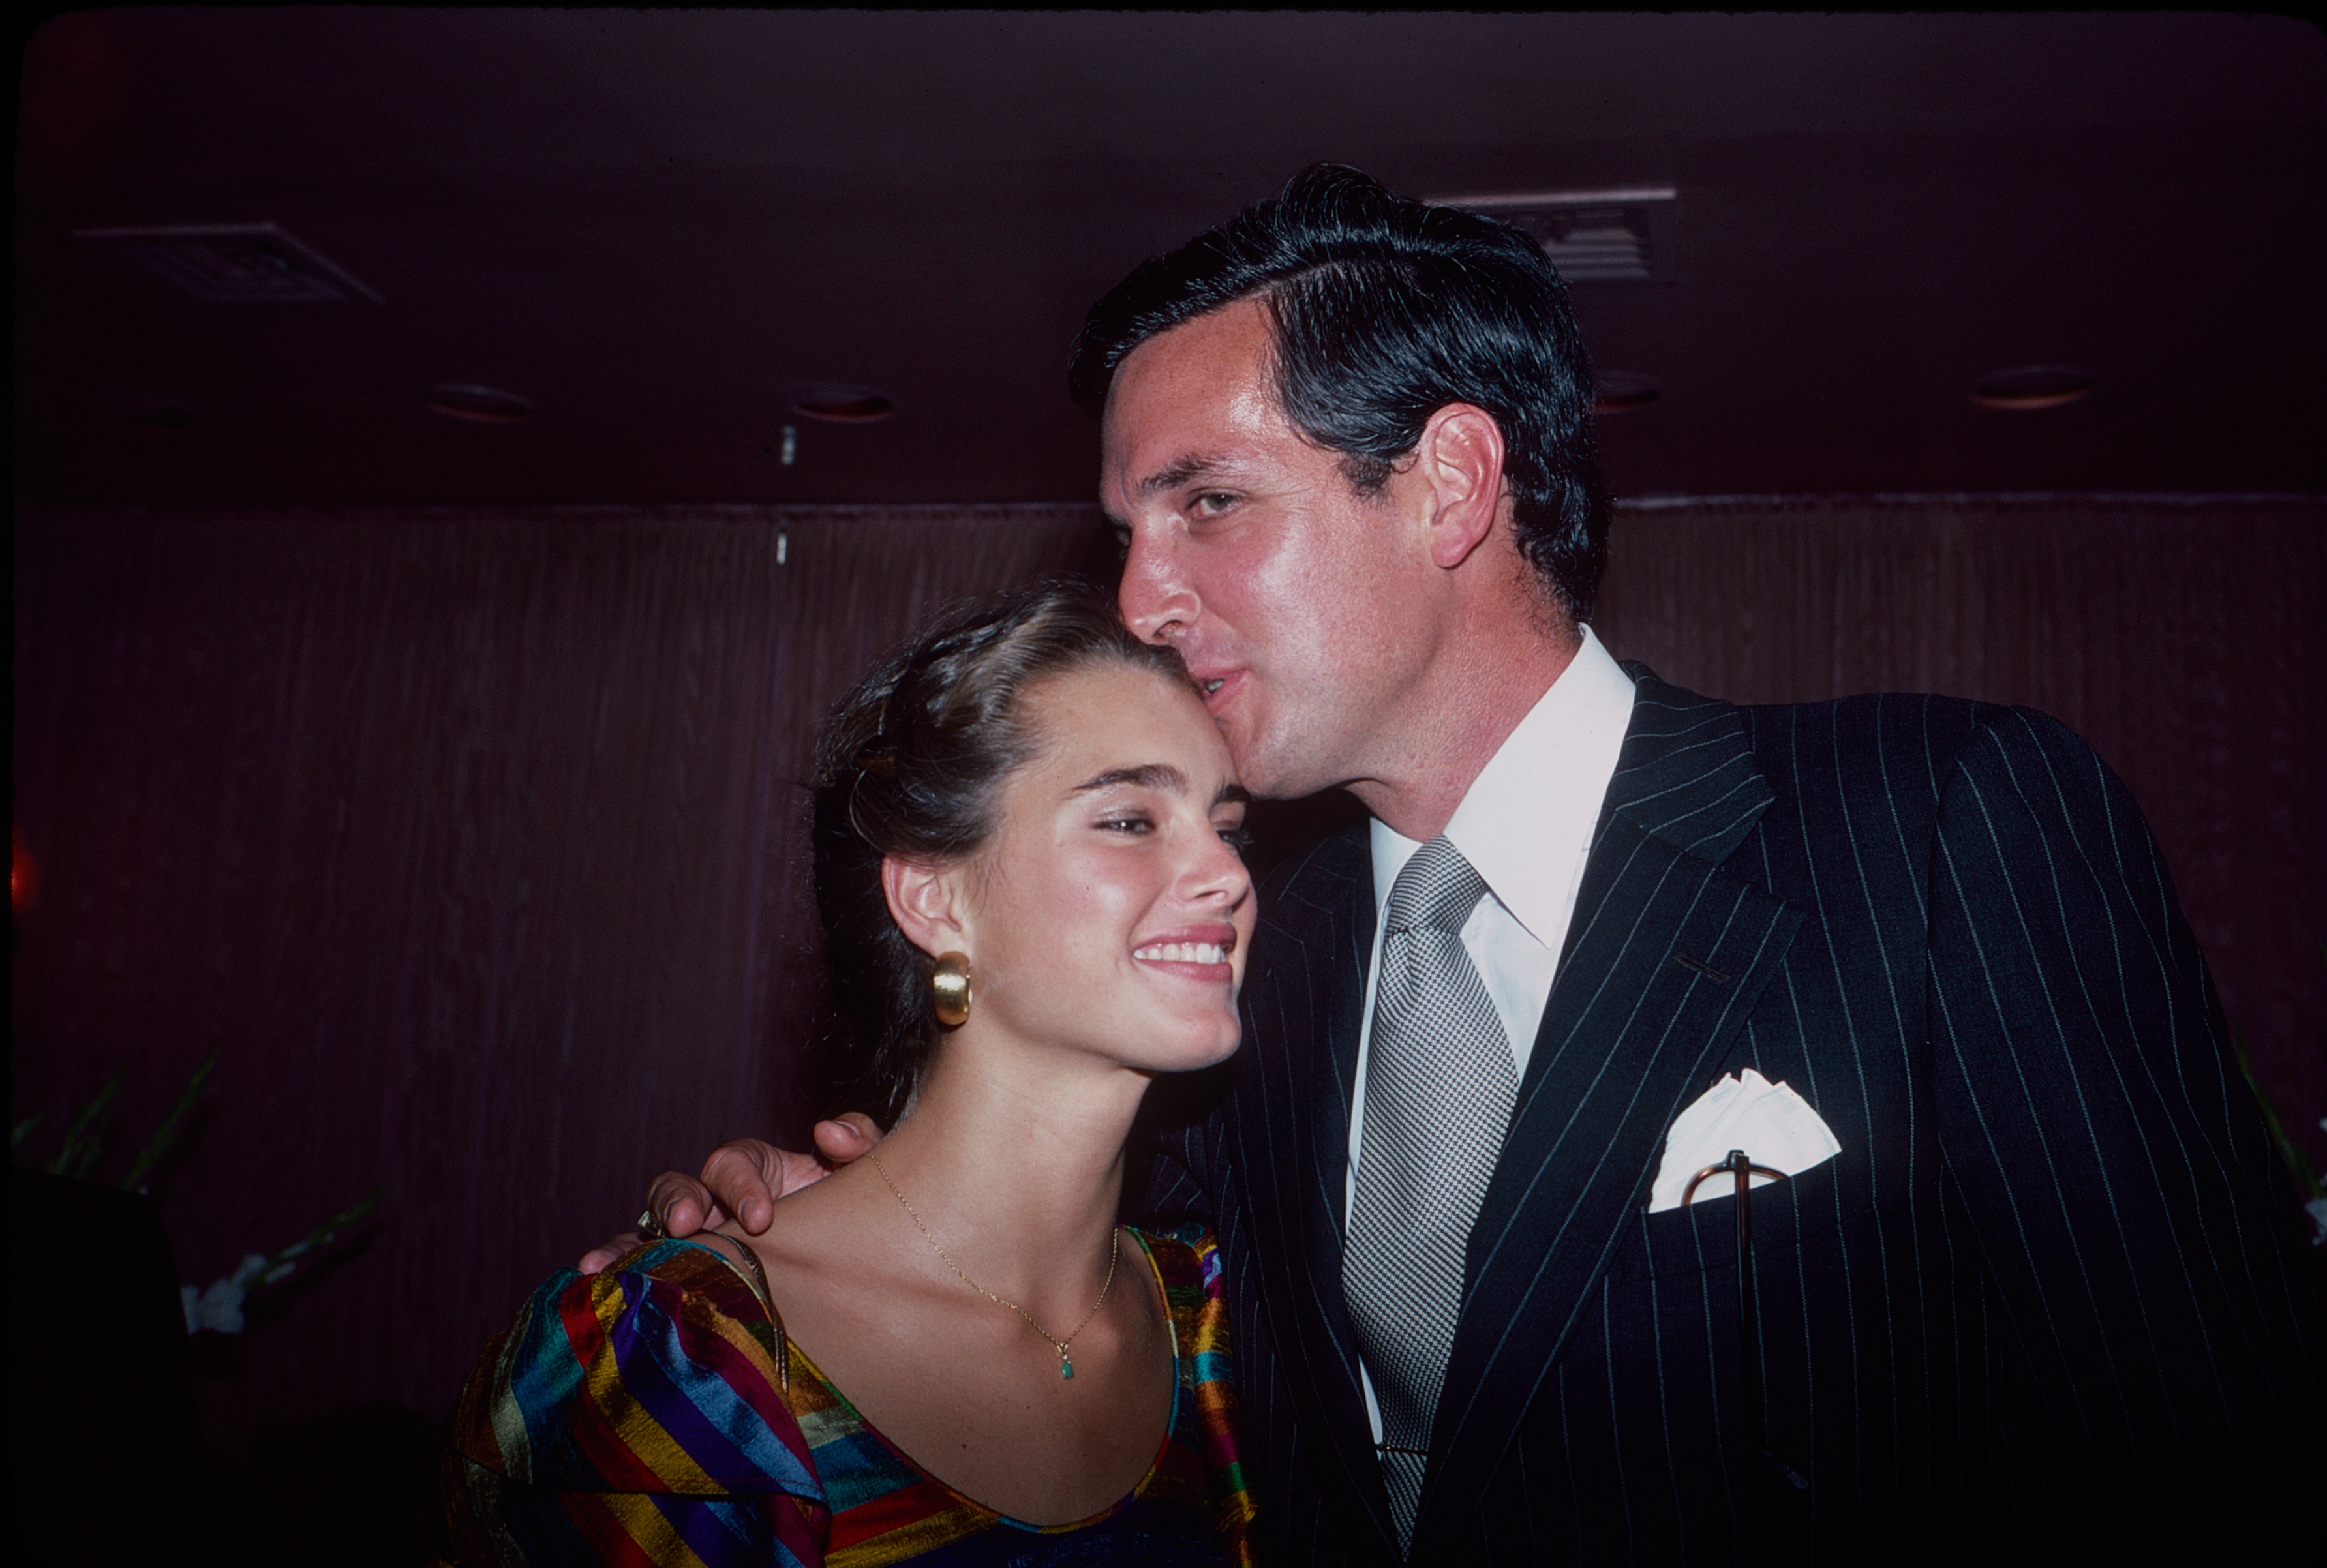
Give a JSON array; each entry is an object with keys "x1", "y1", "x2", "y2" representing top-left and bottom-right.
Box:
[
  {"x1": 1223, "y1": 743, "x2": 1294, "y2": 801},
  {"x1": 1231, "y1": 748, "x2": 1343, "y2": 806},
  {"x1": 1223, "y1": 714, "x2": 1348, "y2": 802}
]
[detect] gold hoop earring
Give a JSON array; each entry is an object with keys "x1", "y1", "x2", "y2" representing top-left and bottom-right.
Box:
[{"x1": 931, "y1": 952, "x2": 973, "y2": 1027}]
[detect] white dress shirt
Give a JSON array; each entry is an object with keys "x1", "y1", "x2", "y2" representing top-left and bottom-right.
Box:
[{"x1": 1347, "y1": 623, "x2": 1637, "y2": 1440}]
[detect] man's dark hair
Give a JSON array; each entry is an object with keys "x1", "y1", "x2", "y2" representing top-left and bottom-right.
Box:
[{"x1": 1069, "y1": 164, "x2": 1612, "y2": 622}]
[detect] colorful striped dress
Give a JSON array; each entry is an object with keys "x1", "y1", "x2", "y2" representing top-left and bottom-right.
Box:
[{"x1": 445, "y1": 1226, "x2": 1256, "y2": 1567}]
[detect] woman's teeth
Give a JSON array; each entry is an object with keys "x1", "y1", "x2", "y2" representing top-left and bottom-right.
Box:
[
  {"x1": 1137, "y1": 942, "x2": 1226, "y2": 964},
  {"x1": 1202, "y1": 679, "x2": 1223, "y2": 693}
]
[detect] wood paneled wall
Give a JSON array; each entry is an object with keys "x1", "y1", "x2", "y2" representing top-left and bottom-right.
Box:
[
  {"x1": 11, "y1": 494, "x2": 2320, "y2": 1446},
  {"x1": 10, "y1": 503, "x2": 1108, "y2": 1447}
]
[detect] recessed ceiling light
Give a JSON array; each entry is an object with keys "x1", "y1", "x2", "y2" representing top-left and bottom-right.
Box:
[
  {"x1": 1968, "y1": 365, "x2": 2096, "y2": 411},
  {"x1": 787, "y1": 384, "x2": 896, "y2": 423},
  {"x1": 1592, "y1": 372, "x2": 1663, "y2": 414},
  {"x1": 426, "y1": 384, "x2": 534, "y2": 424},
  {"x1": 90, "y1": 388, "x2": 195, "y2": 430}
]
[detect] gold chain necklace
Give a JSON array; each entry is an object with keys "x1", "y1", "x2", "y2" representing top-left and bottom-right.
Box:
[{"x1": 866, "y1": 1150, "x2": 1120, "y2": 1380}]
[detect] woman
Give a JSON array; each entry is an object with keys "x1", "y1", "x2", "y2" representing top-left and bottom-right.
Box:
[{"x1": 444, "y1": 583, "x2": 1259, "y2": 1566}]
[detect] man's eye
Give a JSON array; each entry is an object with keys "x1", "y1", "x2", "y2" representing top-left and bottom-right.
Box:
[{"x1": 1191, "y1": 492, "x2": 1237, "y2": 517}]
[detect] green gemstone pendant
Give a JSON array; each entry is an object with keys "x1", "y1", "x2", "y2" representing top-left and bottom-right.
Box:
[{"x1": 1059, "y1": 1349, "x2": 1074, "y2": 1380}]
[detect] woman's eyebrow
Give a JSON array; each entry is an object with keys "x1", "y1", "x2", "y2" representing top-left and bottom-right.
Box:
[{"x1": 1072, "y1": 763, "x2": 1187, "y2": 794}]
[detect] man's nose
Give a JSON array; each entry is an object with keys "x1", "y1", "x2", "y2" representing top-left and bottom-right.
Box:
[{"x1": 1118, "y1": 533, "x2": 1198, "y2": 646}]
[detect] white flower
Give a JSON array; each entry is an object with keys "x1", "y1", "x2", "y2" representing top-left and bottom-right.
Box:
[
  {"x1": 181, "y1": 1252, "x2": 301, "y2": 1334},
  {"x1": 181, "y1": 1276, "x2": 248, "y2": 1334}
]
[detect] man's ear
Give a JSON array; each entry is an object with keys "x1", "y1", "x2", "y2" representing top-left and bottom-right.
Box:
[
  {"x1": 881, "y1": 854, "x2": 970, "y2": 958},
  {"x1": 1414, "y1": 403, "x2": 1508, "y2": 571}
]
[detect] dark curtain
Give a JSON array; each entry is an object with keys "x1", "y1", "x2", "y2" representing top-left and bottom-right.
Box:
[{"x1": 12, "y1": 493, "x2": 2321, "y2": 1448}]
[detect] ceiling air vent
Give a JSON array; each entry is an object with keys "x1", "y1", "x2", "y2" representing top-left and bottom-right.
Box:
[
  {"x1": 72, "y1": 222, "x2": 382, "y2": 304},
  {"x1": 1436, "y1": 187, "x2": 1678, "y2": 283}
]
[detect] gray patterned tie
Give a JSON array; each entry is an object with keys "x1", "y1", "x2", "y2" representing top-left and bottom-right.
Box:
[{"x1": 1344, "y1": 834, "x2": 1519, "y2": 1554}]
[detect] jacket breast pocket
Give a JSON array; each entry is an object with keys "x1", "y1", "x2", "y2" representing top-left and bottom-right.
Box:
[{"x1": 1612, "y1": 1153, "x2": 1868, "y2": 1283}]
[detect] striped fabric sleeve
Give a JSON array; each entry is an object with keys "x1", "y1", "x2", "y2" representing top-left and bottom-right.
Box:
[
  {"x1": 1171, "y1": 1224, "x2": 1259, "y2": 1567},
  {"x1": 444, "y1": 1239, "x2": 830, "y2": 1567},
  {"x1": 1928, "y1": 708, "x2": 2324, "y2": 1535}
]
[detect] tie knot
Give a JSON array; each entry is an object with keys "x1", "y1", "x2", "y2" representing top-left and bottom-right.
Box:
[{"x1": 1383, "y1": 835, "x2": 1488, "y2": 935}]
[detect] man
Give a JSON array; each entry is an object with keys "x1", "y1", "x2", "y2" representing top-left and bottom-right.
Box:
[{"x1": 622, "y1": 167, "x2": 2320, "y2": 1563}]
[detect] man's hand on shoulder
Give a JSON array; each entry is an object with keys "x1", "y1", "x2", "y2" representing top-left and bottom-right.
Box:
[{"x1": 575, "y1": 1114, "x2": 885, "y2": 1273}]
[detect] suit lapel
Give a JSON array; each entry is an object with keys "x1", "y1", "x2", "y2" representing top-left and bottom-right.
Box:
[
  {"x1": 1226, "y1": 827, "x2": 1400, "y2": 1550},
  {"x1": 1410, "y1": 672, "x2": 1806, "y2": 1549}
]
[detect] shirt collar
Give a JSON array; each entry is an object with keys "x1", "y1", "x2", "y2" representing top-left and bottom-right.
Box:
[{"x1": 1369, "y1": 624, "x2": 1637, "y2": 944}]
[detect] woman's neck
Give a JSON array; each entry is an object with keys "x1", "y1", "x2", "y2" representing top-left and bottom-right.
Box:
[{"x1": 851, "y1": 1039, "x2": 1147, "y2": 1314}]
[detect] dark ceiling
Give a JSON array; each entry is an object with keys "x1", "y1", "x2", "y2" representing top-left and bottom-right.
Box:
[{"x1": 14, "y1": 9, "x2": 2326, "y2": 507}]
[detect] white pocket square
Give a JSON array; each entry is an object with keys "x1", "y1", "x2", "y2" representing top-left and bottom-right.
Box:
[{"x1": 1648, "y1": 1068, "x2": 1842, "y2": 1214}]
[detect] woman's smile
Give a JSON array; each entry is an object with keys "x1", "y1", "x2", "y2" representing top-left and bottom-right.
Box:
[{"x1": 1131, "y1": 923, "x2": 1238, "y2": 980}]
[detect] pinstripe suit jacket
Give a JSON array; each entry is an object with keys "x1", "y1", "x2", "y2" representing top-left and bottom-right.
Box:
[{"x1": 1138, "y1": 669, "x2": 2322, "y2": 1565}]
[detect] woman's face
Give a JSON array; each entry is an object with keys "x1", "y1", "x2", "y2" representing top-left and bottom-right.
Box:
[{"x1": 951, "y1": 660, "x2": 1255, "y2": 1078}]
